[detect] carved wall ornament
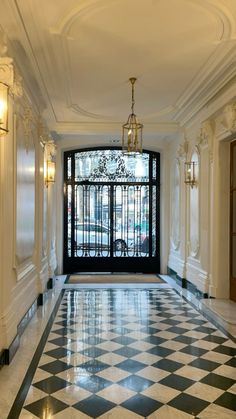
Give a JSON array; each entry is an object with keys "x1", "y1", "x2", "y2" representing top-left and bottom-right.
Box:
[
  {"x1": 10, "y1": 70, "x2": 23, "y2": 98},
  {"x1": 221, "y1": 103, "x2": 236, "y2": 134},
  {"x1": 177, "y1": 139, "x2": 188, "y2": 160},
  {"x1": 199, "y1": 120, "x2": 214, "y2": 147},
  {"x1": 45, "y1": 138, "x2": 57, "y2": 160},
  {"x1": 22, "y1": 107, "x2": 33, "y2": 153},
  {"x1": 0, "y1": 29, "x2": 8, "y2": 56},
  {"x1": 0, "y1": 57, "x2": 14, "y2": 87},
  {"x1": 38, "y1": 119, "x2": 48, "y2": 147}
]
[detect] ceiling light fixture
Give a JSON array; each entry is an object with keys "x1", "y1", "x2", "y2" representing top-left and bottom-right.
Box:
[{"x1": 122, "y1": 77, "x2": 143, "y2": 154}]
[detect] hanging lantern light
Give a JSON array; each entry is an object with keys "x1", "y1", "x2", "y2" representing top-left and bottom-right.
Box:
[{"x1": 122, "y1": 77, "x2": 143, "y2": 154}]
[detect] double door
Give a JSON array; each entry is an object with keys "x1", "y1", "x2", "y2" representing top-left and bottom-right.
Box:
[{"x1": 63, "y1": 148, "x2": 160, "y2": 273}]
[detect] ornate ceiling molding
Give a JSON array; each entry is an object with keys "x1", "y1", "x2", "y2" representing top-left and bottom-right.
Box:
[
  {"x1": 50, "y1": 0, "x2": 118, "y2": 35},
  {"x1": 49, "y1": 121, "x2": 180, "y2": 136}
]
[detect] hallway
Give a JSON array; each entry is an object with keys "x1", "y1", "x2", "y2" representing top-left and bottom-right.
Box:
[{"x1": 2, "y1": 278, "x2": 236, "y2": 419}]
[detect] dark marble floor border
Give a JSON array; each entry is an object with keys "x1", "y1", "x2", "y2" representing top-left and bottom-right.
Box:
[
  {"x1": 1, "y1": 278, "x2": 54, "y2": 366},
  {"x1": 7, "y1": 290, "x2": 64, "y2": 419},
  {"x1": 167, "y1": 267, "x2": 208, "y2": 299}
]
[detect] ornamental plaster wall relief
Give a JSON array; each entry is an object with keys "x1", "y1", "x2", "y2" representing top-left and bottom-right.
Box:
[
  {"x1": 189, "y1": 150, "x2": 200, "y2": 258},
  {"x1": 14, "y1": 101, "x2": 36, "y2": 277},
  {"x1": 44, "y1": 138, "x2": 57, "y2": 277},
  {"x1": 171, "y1": 159, "x2": 180, "y2": 250}
]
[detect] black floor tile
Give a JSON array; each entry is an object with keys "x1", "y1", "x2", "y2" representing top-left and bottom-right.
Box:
[
  {"x1": 202, "y1": 335, "x2": 228, "y2": 344},
  {"x1": 24, "y1": 396, "x2": 68, "y2": 418},
  {"x1": 79, "y1": 360, "x2": 109, "y2": 374},
  {"x1": 121, "y1": 394, "x2": 162, "y2": 417},
  {"x1": 159, "y1": 374, "x2": 194, "y2": 391},
  {"x1": 44, "y1": 347, "x2": 74, "y2": 359},
  {"x1": 79, "y1": 347, "x2": 108, "y2": 358},
  {"x1": 180, "y1": 345, "x2": 207, "y2": 357},
  {"x1": 168, "y1": 393, "x2": 209, "y2": 416},
  {"x1": 75, "y1": 375, "x2": 112, "y2": 393},
  {"x1": 111, "y1": 336, "x2": 136, "y2": 345},
  {"x1": 110, "y1": 327, "x2": 131, "y2": 334},
  {"x1": 152, "y1": 359, "x2": 183, "y2": 372},
  {"x1": 48, "y1": 337, "x2": 75, "y2": 346},
  {"x1": 147, "y1": 346, "x2": 173, "y2": 357},
  {"x1": 173, "y1": 335, "x2": 197, "y2": 345},
  {"x1": 167, "y1": 326, "x2": 189, "y2": 334},
  {"x1": 213, "y1": 345, "x2": 236, "y2": 356},
  {"x1": 53, "y1": 327, "x2": 76, "y2": 336},
  {"x1": 200, "y1": 373, "x2": 235, "y2": 390},
  {"x1": 142, "y1": 335, "x2": 166, "y2": 345},
  {"x1": 116, "y1": 359, "x2": 146, "y2": 373},
  {"x1": 118, "y1": 375, "x2": 154, "y2": 392},
  {"x1": 33, "y1": 376, "x2": 71, "y2": 394},
  {"x1": 214, "y1": 392, "x2": 236, "y2": 411},
  {"x1": 39, "y1": 360, "x2": 72, "y2": 375},
  {"x1": 55, "y1": 320, "x2": 76, "y2": 327},
  {"x1": 225, "y1": 357, "x2": 236, "y2": 368},
  {"x1": 194, "y1": 326, "x2": 216, "y2": 334},
  {"x1": 189, "y1": 358, "x2": 220, "y2": 372},
  {"x1": 82, "y1": 336, "x2": 105, "y2": 345},
  {"x1": 114, "y1": 346, "x2": 141, "y2": 358},
  {"x1": 140, "y1": 326, "x2": 161, "y2": 335},
  {"x1": 73, "y1": 395, "x2": 116, "y2": 417}
]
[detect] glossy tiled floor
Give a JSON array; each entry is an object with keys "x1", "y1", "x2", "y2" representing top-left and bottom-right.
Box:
[{"x1": 12, "y1": 287, "x2": 236, "y2": 418}]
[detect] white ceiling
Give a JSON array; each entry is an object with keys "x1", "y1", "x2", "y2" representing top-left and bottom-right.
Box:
[{"x1": 1, "y1": 0, "x2": 236, "y2": 145}]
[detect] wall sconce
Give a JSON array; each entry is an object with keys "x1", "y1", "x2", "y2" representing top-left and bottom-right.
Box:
[
  {"x1": 184, "y1": 161, "x2": 197, "y2": 188},
  {"x1": 45, "y1": 159, "x2": 56, "y2": 187},
  {"x1": 0, "y1": 82, "x2": 9, "y2": 136}
]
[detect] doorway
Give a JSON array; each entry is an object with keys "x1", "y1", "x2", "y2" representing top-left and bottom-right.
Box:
[
  {"x1": 230, "y1": 139, "x2": 236, "y2": 301},
  {"x1": 63, "y1": 148, "x2": 160, "y2": 273}
]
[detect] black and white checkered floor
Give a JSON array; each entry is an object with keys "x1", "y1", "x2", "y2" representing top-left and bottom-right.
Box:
[{"x1": 19, "y1": 289, "x2": 236, "y2": 418}]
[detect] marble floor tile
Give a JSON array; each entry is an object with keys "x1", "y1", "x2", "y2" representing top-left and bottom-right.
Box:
[{"x1": 4, "y1": 286, "x2": 236, "y2": 419}]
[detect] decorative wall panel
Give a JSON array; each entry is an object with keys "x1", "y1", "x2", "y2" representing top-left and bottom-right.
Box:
[
  {"x1": 15, "y1": 109, "x2": 35, "y2": 267},
  {"x1": 189, "y1": 151, "x2": 199, "y2": 257},
  {"x1": 171, "y1": 160, "x2": 180, "y2": 250}
]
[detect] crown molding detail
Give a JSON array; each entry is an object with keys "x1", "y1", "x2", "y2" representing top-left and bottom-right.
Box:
[
  {"x1": 49, "y1": 121, "x2": 180, "y2": 136},
  {"x1": 174, "y1": 45, "x2": 236, "y2": 126}
]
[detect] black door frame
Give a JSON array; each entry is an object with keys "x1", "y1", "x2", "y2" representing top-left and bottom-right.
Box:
[{"x1": 63, "y1": 147, "x2": 160, "y2": 273}]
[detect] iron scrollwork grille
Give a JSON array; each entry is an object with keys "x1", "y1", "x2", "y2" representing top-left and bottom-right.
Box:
[{"x1": 63, "y1": 148, "x2": 160, "y2": 273}]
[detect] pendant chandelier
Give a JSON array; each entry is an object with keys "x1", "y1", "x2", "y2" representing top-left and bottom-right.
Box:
[{"x1": 122, "y1": 77, "x2": 143, "y2": 154}]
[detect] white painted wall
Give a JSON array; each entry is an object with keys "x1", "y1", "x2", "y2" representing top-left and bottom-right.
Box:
[
  {"x1": 168, "y1": 82, "x2": 236, "y2": 298},
  {"x1": 0, "y1": 57, "x2": 57, "y2": 353}
]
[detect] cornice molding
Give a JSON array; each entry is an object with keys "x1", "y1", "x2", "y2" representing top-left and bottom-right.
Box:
[
  {"x1": 174, "y1": 45, "x2": 236, "y2": 126},
  {"x1": 49, "y1": 121, "x2": 180, "y2": 136}
]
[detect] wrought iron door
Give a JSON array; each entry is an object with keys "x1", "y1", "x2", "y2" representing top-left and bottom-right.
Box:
[{"x1": 63, "y1": 148, "x2": 160, "y2": 273}]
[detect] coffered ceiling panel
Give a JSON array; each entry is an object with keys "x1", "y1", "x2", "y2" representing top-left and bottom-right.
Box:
[{"x1": 1, "y1": 0, "x2": 236, "y2": 139}]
